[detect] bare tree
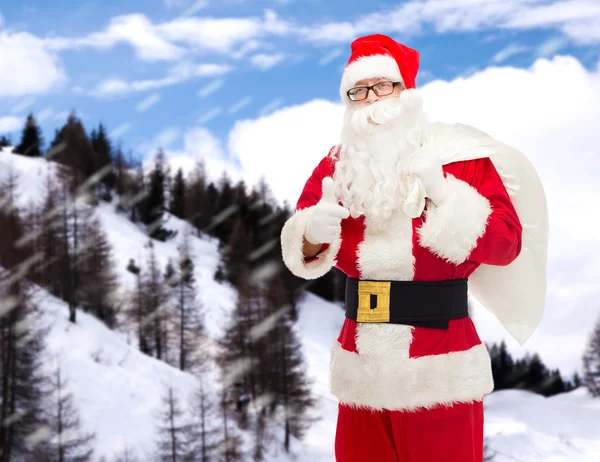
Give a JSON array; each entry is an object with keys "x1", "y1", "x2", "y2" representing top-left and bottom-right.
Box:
[
  {"x1": 43, "y1": 358, "x2": 96, "y2": 461},
  {"x1": 184, "y1": 379, "x2": 221, "y2": 462},
  {"x1": 153, "y1": 384, "x2": 194, "y2": 462}
]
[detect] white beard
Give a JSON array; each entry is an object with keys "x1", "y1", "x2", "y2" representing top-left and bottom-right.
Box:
[{"x1": 333, "y1": 89, "x2": 430, "y2": 231}]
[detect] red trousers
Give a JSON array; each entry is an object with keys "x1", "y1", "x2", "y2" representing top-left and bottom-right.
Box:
[{"x1": 335, "y1": 400, "x2": 484, "y2": 462}]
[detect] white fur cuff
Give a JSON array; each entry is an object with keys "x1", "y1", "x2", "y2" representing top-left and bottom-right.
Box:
[
  {"x1": 329, "y1": 341, "x2": 494, "y2": 411},
  {"x1": 280, "y1": 206, "x2": 342, "y2": 279},
  {"x1": 417, "y1": 174, "x2": 492, "y2": 265}
]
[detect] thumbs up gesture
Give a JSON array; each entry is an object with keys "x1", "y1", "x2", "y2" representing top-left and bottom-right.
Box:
[{"x1": 304, "y1": 177, "x2": 350, "y2": 245}]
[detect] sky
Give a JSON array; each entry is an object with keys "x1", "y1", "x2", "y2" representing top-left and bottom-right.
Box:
[{"x1": 1, "y1": 0, "x2": 600, "y2": 375}]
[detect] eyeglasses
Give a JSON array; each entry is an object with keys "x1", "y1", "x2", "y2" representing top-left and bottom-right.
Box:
[{"x1": 347, "y1": 81, "x2": 403, "y2": 101}]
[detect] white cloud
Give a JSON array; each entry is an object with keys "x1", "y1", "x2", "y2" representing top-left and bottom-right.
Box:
[
  {"x1": 258, "y1": 98, "x2": 284, "y2": 116},
  {"x1": 90, "y1": 63, "x2": 233, "y2": 97},
  {"x1": 231, "y1": 40, "x2": 262, "y2": 59},
  {"x1": 157, "y1": 9, "x2": 291, "y2": 53},
  {"x1": 318, "y1": 49, "x2": 343, "y2": 66},
  {"x1": 139, "y1": 127, "x2": 182, "y2": 160},
  {"x1": 180, "y1": 0, "x2": 210, "y2": 17},
  {"x1": 165, "y1": 0, "x2": 187, "y2": 8},
  {"x1": 197, "y1": 78, "x2": 224, "y2": 98},
  {"x1": 493, "y1": 43, "x2": 530, "y2": 63},
  {"x1": 109, "y1": 122, "x2": 133, "y2": 139},
  {"x1": 0, "y1": 116, "x2": 24, "y2": 132},
  {"x1": 135, "y1": 93, "x2": 162, "y2": 112},
  {"x1": 0, "y1": 31, "x2": 67, "y2": 97},
  {"x1": 227, "y1": 96, "x2": 253, "y2": 114},
  {"x1": 536, "y1": 36, "x2": 569, "y2": 58},
  {"x1": 163, "y1": 127, "x2": 243, "y2": 183},
  {"x1": 227, "y1": 99, "x2": 343, "y2": 209},
  {"x1": 223, "y1": 54, "x2": 600, "y2": 374},
  {"x1": 36, "y1": 107, "x2": 55, "y2": 123},
  {"x1": 46, "y1": 14, "x2": 185, "y2": 62},
  {"x1": 53, "y1": 111, "x2": 71, "y2": 123},
  {"x1": 11, "y1": 96, "x2": 36, "y2": 114},
  {"x1": 300, "y1": 0, "x2": 600, "y2": 45},
  {"x1": 198, "y1": 106, "x2": 222, "y2": 124},
  {"x1": 43, "y1": 10, "x2": 292, "y2": 61},
  {"x1": 249, "y1": 53, "x2": 286, "y2": 70}
]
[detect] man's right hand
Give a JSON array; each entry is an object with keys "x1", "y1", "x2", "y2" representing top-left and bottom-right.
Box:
[{"x1": 304, "y1": 177, "x2": 350, "y2": 245}]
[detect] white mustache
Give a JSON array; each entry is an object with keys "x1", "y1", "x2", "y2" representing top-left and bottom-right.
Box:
[{"x1": 346, "y1": 90, "x2": 424, "y2": 137}]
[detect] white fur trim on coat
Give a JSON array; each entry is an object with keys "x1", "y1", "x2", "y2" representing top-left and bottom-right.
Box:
[
  {"x1": 280, "y1": 206, "x2": 342, "y2": 279},
  {"x1": 356, "y1": 208, "x2": 415, "y2": 280},
  {"x1": 417, "y1": 174, "x2": 492, "y2": 265},
  {"x1": 329, "y1": 339, "x2": 493, "y2": 411},
  {"x1": 340, "y1": 54, "x2": 403, "y2": 103}
]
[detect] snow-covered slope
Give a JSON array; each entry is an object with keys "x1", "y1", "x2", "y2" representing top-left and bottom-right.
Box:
[{"x1": 2, "y1": 149, "x2": 600, "y2": 461}]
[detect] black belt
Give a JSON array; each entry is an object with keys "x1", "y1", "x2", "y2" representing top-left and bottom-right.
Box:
[{"x1": 345, "y1": 278, "x2": 469, "y2": 329}]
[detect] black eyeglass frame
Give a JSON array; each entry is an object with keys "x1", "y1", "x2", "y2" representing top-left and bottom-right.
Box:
[{"x1": 347, "y1": 81, "x2": 404, "y2": 101}]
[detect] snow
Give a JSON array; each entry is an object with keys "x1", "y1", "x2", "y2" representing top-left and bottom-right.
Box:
[{"x1": 2, "y1": 149, "x2": 600, "y2": 461}]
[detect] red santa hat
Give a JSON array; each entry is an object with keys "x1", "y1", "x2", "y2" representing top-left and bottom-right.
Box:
[{"x1": 339, "y1": 34, "x2": 420, "y2": 103}]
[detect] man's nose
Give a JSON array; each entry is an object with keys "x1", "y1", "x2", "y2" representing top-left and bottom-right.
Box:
[{"x1": 365, "y1": 88, "x2": 379, "y2": 103}]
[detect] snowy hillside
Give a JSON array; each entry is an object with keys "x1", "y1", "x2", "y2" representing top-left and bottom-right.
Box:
[
  {"x1": 2, "y1": 149, "x2": 600, "y2": 461},
  {"x1": 0, "y1": 149, "x2": 306, "y2": 460}
]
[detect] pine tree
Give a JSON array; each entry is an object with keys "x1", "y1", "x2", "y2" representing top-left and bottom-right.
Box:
[
  {"x1": 185, "y1": 160, "x2": 209, "y2": 230},
  {"x1": 213, "y1": 172, "x2": 237, "y2": 241},
  {"x1": 140, "y1": 149, "x2": 170, "y2": 240},
  {"x1": 0, "y1": 269, "x2": 54, "y2": 461},
  {"x1": 223, "y1": 218, "x2": 253, "y2": 288},
  {"x1": 59, "y1": 180, "x2": 94, "y2": 324},
  {"x1": 573, "y1": 372, "x2": 582, "y2": 388},
  {"x1": 78, "y1": 217, "x2": 119, "y2": 328},
  {"x1": 90, "y1": 123, "x2": 116, "y2": 191},
  {"x1": 526, "y1": 353, "x2": 549, "y2": 390},
  {"x1": 43, "y1": 359, "x2": 96, "y2": 461},
  {"x1": 46, "y1": 128, "x2": 65, "y2": 160},
  {"x1": 170, "y1": 232, "x2": 205, "y2": 372},
  {"x1": 143, "y1": 241, "x2": 170, "y2": 360},
  {"x1": 0, "y1": 178, "x2": 53, "y2": 459},
  {"x1": 263, "y1": 276, "x2": 315, "y2": 452},
  {"x1": 15, "y1": 113, "x2": 44, "y2": 157},
  {"x1": 54, "y1": 113, "x2": 99, "y2": 194},
  {"x1": 170, "y1": 168, "x2": 186, "y2": 219},
  {"x1": 33, "y1": 174, "x2": 63, "y2": 296},
  {"x1": 153, "y1": 384, "x2": 195, "y2": 462},
  {"x1": 125, "y1": 258, "x2": 152, "y2": 356},
  {"x1": 583, "y1": 315, "x2": 600, "y2": 396},
  {"x1": 116, "y1": 149, "x2": 145, "y2": 222},
  {"x1": 0, "y1": 135, "x2": 11, "y2": 148}
]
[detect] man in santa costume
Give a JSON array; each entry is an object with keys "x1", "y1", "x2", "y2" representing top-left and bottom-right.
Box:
[{"x1": 280, "y1": 34, "x2": 548, "y2": 461}]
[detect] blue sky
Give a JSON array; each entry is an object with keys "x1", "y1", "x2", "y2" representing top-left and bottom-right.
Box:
[{"x1": 0, "y1": 0, "x2": 599, "y2": 164}]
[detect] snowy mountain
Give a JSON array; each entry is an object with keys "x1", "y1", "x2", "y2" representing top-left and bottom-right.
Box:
[{"x1": 1, "y1": 149, "x2": 599, "y2": 461}]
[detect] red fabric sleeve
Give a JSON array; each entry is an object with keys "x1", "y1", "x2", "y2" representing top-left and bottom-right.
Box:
[
  {"x1": 466, "y1": 157, "x2": 523, "y2": 266},
  {"x1": 294, "y1": 150, "x2": 337, "y2": 262}
]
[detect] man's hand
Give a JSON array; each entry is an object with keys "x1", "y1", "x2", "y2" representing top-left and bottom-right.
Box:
[
  {"x1": 409, "y1": 150, "x2": 448, "y2": 206},
  {"x1": 304, "y1": 177, "x2": 350, "y2": 245}
]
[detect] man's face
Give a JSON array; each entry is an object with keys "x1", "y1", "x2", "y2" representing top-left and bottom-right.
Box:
[{"x1": 348, "y1": 78, "x2": 404, "y2": 106}]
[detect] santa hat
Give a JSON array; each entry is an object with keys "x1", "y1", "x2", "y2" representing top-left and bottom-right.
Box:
[{"x1": 339, "y1": 34, "x2": 420, "y2": 103}]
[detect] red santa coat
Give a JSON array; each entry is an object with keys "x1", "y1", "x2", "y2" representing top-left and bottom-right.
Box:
[{"x1": 281, "y1": 136, "x2": 524, "y2": 412}]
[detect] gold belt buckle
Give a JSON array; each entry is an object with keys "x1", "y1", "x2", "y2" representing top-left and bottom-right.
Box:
[{"x1": 356, "y1": 281, "x2": 391, "y2": 322}]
